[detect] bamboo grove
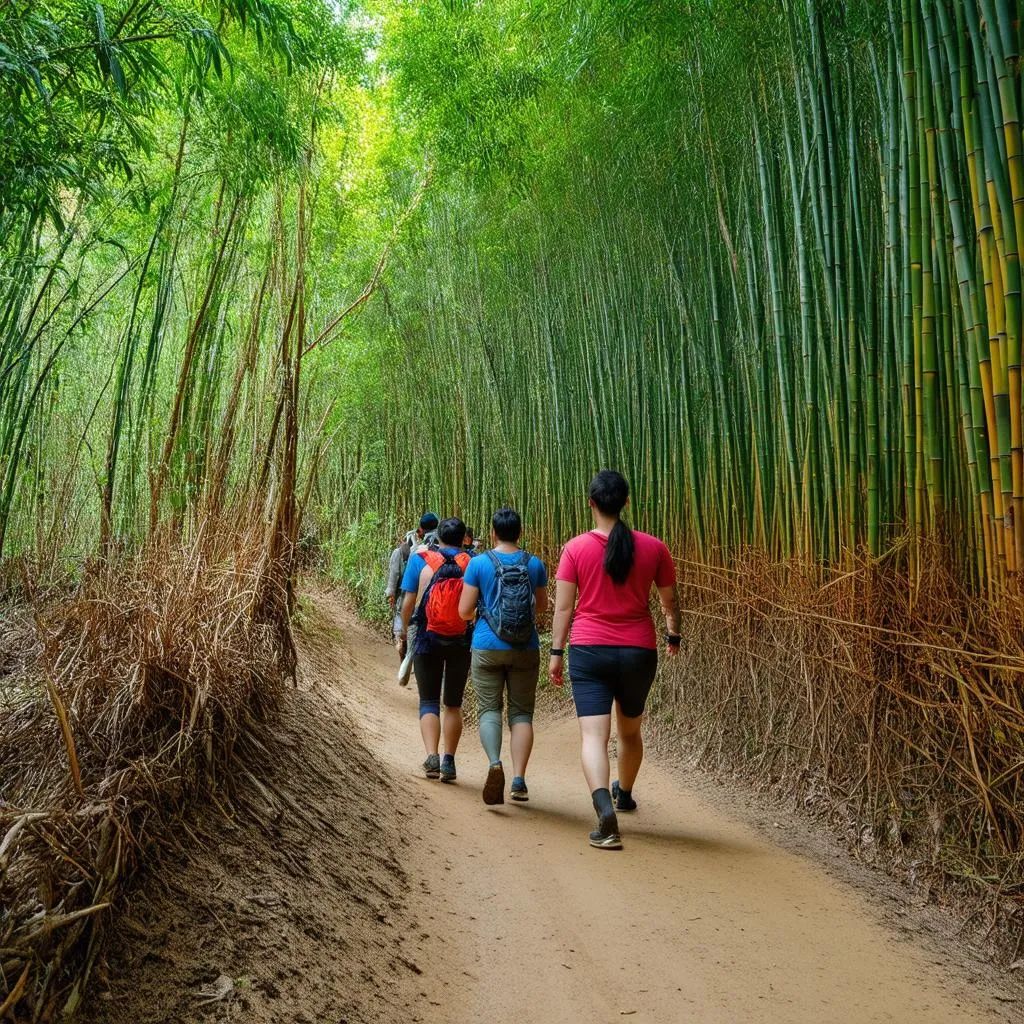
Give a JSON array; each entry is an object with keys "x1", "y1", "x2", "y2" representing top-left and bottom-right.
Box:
[
  {"x1": 309, "y1": 0, "x2": 1024, "y2": 907},
  {"x1": 4, "y1": 1, "x2": 1024, "y2": 1002},
  {"x1": 7, "y1": 0, "x2": 1024, "y2": 599},
  {"x1": 0, "y1": 0, "x2": 377, "y2": 575},
  {"x1": 320, "y1": 0, "x2": 1024, "y2": 607}
]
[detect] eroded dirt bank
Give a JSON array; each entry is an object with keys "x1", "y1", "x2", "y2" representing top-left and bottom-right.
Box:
[{"x1": 85, "y1": 594, "x2": 1019, "y2": 1023}]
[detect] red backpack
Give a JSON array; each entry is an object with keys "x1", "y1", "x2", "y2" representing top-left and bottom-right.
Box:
[{"x1": 416, "y1": 550, "x2": 471, "y2": 637}]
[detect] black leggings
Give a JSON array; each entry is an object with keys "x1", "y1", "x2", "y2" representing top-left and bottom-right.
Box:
[{"x1": 414, "y1": 641, "x2": 470, "y2": 718}]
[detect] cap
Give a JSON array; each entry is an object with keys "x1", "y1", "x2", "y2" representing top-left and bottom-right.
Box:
[{"x1": 419, "y1": 511, "x2": 439, "y2": 531}]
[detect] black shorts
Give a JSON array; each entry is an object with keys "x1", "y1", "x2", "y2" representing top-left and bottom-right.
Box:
[
  {"x1": 413, "y1": 637, "x2": 471, "y2": 713},
  {"x1": 569, "y1": 644, "x2": 658, "y2": 719}
]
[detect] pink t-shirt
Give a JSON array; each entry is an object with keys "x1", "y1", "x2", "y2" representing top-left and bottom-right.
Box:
[{"x1": 556, "y1": 529, "x2": 676, "y2": 648}]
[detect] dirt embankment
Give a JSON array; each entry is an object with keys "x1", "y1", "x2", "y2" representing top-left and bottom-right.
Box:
[
  {"x1": 84, "y1": 598, "x2": 428, "y2": 1024},
  {"x1": 83, "y1": 593, "x2": 1021, "y2": 1023}
]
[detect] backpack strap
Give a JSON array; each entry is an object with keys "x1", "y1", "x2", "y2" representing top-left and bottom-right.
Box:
[
  {"x1": 422, "y1": 549, "x2": 469, "y2": 575},
  {"x1": 485, "y1": 549, "x2": 531, "y2": 572},
  {"x1": 478, "y1": 552, "x2": 503, "y2": 627},
  {"x1": 415, "y1": 552, "x2": 445, "y2": 621}
]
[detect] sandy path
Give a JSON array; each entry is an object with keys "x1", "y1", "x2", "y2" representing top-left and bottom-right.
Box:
[{"x1": 326, "y1": 600, "x2": 1005, "y2": 1024}]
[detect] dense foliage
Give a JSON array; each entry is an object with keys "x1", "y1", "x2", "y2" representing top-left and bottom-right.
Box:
[
  {"x1": 0, "y1": 0, "x2": 381, "y2": 570},
  {"x1": 322, "y1": 0, "x2": 1024, "y2": 602},
  {"x1": 11, "y1": 0, "x2": 1023, "y2": 593}
]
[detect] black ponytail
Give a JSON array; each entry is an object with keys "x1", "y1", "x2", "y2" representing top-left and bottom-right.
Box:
[
  {"x1": 605, "y1": 519, "x2": 635, "y2": 584},
  {"x1": 588, "y1": 469, "x2": 634, "y2": 584}
]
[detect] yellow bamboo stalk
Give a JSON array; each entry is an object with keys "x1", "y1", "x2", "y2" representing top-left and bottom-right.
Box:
[
  {"x1": 977, "y1": 201, "x2": 1009, "y2": 579},
  {"x1": 988, "y1": 197, "x2": 1016, "y2": 575},
  {"x1": 999, "y1": 103, "x2": 1024, "y2": 582}
]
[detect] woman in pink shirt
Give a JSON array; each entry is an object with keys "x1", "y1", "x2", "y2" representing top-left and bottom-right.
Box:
[{"x1": 549, "y1": 470, "x2": 681, "y2": 850}]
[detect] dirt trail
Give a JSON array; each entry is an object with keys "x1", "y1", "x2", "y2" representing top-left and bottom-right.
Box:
[
  {"x1": 325, "y1": 598, "x2": 1012, "y2": 1024},
  {"x1": 87, "y1": 596, "x2": 1016, "y2": 1024}
]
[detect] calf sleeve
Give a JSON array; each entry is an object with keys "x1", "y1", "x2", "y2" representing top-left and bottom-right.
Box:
[{"x1": 479, "y1": 709, "x2": 503, "y2": 764}]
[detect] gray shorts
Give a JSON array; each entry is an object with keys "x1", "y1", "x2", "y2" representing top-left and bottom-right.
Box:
[{"x1": 471, "y1": 648, "x2": 541, "y2": 725}]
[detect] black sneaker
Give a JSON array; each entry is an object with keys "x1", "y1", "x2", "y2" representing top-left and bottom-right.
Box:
[
  {"x1": 439, "y1": 754, "x2": 457, "y2": 783},
  {"x1": 589, "y1": 827, "x2": 623, "y2": 850},
  {"x1": 589, "y1": 810, "x2": 622, "y2": 850},
  {"x1": 483, "y1": 762, "x2": 505, "y2": 805},
  {"x1": 423, "y1": 754, "x2": 440, "y2": 779},
  {"x1": 612, "y1": 780, "x2": 637, "y2": 811}
]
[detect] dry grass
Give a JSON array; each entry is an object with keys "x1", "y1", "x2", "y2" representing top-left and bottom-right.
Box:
[
  {"x1": 651, "y1": 546, "x2": 1024, "y2": 959},
  {"x1": 0, "y1": 518, "x2": 296, "y2": 1020}
]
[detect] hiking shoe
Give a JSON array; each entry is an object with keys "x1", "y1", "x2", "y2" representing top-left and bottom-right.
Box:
[
  {"x1": 589, "y1": 810, "x2": 622, "y2": 850},
  {"x1": 510, "y1": 777, "x2": 529, "y2": 802},
  {"x1": 483, "y1": 762, "x2": 505, "y2": 805},
  {"x1": 589, "y1": 826, "x2": 623, "y2": 850},
  {"x1": 439, "y1": 754, "x2": 457, "y2": 783},
  {"x1": 612, "y1": 780, "x2": 637, "y2": 811},
  {"x1": 423, "y1": 754, "x2": 440, "y2": 779}
]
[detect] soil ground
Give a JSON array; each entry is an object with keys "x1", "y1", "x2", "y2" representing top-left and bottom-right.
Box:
[{"x1": 85, "y1": 592, "x2": 1022, "y2": 1024}]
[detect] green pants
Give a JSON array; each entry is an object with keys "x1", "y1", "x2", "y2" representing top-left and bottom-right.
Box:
[{"x1": 471, "y1": 648, "x2": 541, "y2": 725}]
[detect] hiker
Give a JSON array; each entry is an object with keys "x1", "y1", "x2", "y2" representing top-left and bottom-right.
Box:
[
  {"x1": 399, "y1": 517, "x2": 473, "y2": 781},
  {"x1": 463, "y1": 528, "x2": 477, "y2": 554},
  {"x1": 387, "y1": 512, "x2": 440, "y2": 686},
  {"x1": 549, "y1": 470, "x2": 680, "y2": 850},
  {"x1": 458, "y1": 506, "x2": 548, "y2": 805},
  {"x1": 421, "y1": 517, "x2": 441, "y2": 550}
]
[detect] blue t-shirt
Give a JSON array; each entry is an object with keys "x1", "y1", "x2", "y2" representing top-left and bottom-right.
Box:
[
  {"x1": 400, "y1": 545, "x2": 464, "y2": 596},
  {"x1": 463, "y1": 550, "x2": 548, "y2": 651}
]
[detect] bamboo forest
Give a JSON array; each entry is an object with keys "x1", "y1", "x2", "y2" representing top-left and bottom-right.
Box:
[{"x1": 3, "y1": 0, "x2": 1024, "y2": 1021}]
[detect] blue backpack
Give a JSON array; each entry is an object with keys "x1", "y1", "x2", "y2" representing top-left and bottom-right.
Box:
[{"x1": 479, "y1": 550, "x2": 535, "y2": 645}]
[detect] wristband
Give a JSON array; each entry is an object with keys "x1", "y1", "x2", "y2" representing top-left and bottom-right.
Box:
[
  {"x1": 664, "y1": 634, "x2": 681, "y2": 646},
  {"x1": 550, "y1": 648, "x2": 565, "y2": 657}
]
